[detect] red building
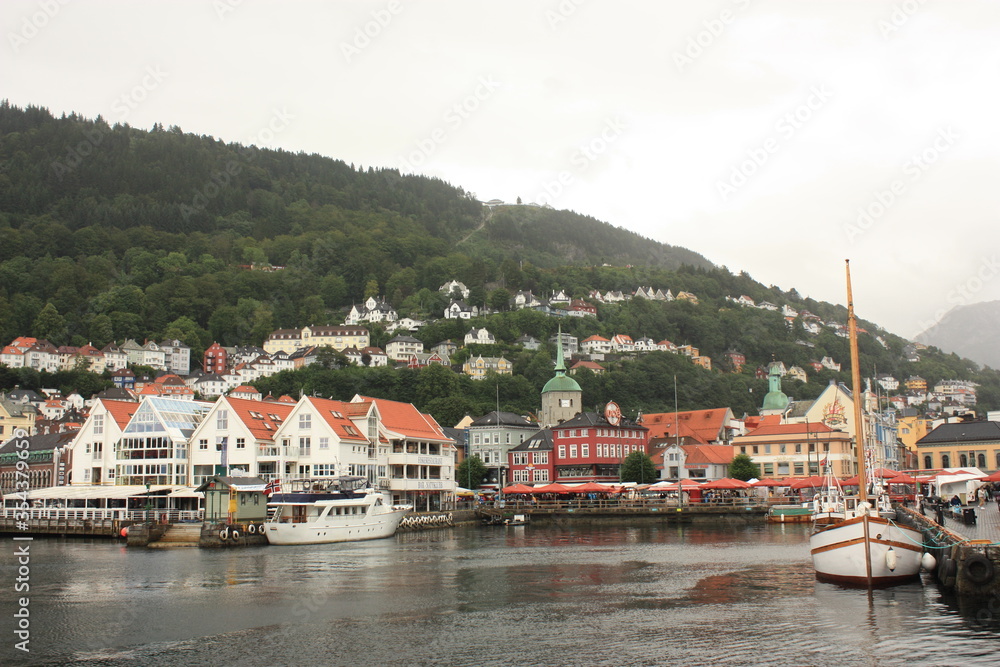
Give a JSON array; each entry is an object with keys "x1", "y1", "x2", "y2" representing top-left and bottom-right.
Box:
[
  {"x1": 204, "y1": 342, "x2": 228, "y2": 374},
  {"x1": 509, "y1": 410, "x2": 649, "y2": 484}
]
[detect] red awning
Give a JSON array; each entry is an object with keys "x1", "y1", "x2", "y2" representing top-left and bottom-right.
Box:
[
  {"x1": 502, "y1": 484, "x2": 535, "y2": 494},
  {"x1": 750, "y1": 478, "x2": 782, "y2": 487},
  {"x1": 531, "y1": 483, "x2": 573, "y2": 494},
  {"x1": 701, "y1": 477, "x2": 752, "y2": 490},
  {"x1": 572, "y1": 482, "x2": 617, "y2": 493},
  {"x1": 789, "y1": 475, "x2": 828, "y2": 490}
]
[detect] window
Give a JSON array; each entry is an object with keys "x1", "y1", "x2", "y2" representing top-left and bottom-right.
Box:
[
  {"x1": 740, "y1": 446, "x2": 746, "y2": 454},
  {"x1": 512, "y1": 452, "x2": 527, "y2": 465},
  {"x1": 533, "y1": 468, "x2": 549, "y2": 482},
  {"x1": 960, "y1": 454, "x2": 968, "y2": 467},
  {"x1": 941, "y1": 454, "x2": 950, "y2": 468},
  {"x1": 763, "y1": 463, "x2": 774, "y2": 475},
  {"x1": 513, "y1": 469, "x2": 530, "y2": 482},
  {"x1": 581, "y1": 444, "x2": 589, "y2": 458},
  {"x1": 793, "y1": 463, "x2": 804, "y2": 475},
  {"x1": 779, "y1": 444, "x2": 786, "y2": 454},
  {"x1": 299, "y1": 437, "x2": 311, "y2": 455},
  {"x1": 777, "y1": 462, "x2": 789, "y2": 475},
  {"x1": 93, "y1": 414, "x2": 104, "y2": 435},
  {"x1": 978, "y1": 453, "x2": 986, "y2": 468},
  {"x1": 217, "y1": 410, "x2": 228, "y2": 430},
  {"x1": 752, "y1": 446, "x2": 758, "y2": 454},
  {"x1": 533, "y1": 452, "x2": 548, "y2": 465},
  {"x1": 924, "y1": 455, "x2": 933, "y2": 469},
  {"x1": 199, "y1": 439, "x2": 208, "y2": 450},
  {"x1": 558, "y1": 445, "x2": 566, "y2": 459},
  {"x1": 764, "y1": 445, "x2": 771, "y2": 454},
  {"x1": 236, "y1": 438, "x2": 245, "y2": 449},
  {"x1": 319, "y1": 437, "x2": 329, "y2": 450},
  {"x1": 795, "y1": 444, "x2": 802, "y2": 454},
  {"x1": 570, "y1": 445, "x2": 578, "y2": 458},
  {"x1": 299, "y1": 413, "x2": 311, "y2": 429},
  {"x1": 559, "y1": 399, "x2": 572, "y2": 408}
]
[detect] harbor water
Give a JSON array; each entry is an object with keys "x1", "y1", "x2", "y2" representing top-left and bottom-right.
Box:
[{"x1": 5, "y1": 522, "x2": 1000, "y2": 666}]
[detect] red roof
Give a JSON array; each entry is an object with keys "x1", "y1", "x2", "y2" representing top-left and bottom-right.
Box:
[
  {"x1": 353, "y1": 395, "x2": 448, "y2": 441},
  {"x1": 744, "y1": 422, "x2": 835, "y2": 437},
  {"x1": 227, "y1": 397, "x2": 295, "y2": 441},
  {"x1": 641, "y1": 409, "x2": 731, "y2": 445},
  {"x1": 304, "y1": 397, "x2": 370, "y2": 442},
  {"x1": 682, "y1": 444, "x2": 735, "y2": 466},
  {"x1": 101, "y1": 399, "x2": 138, "y2": 430}
]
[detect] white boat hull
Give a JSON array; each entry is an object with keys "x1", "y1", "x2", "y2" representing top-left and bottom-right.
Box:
[
  {"x1": 264, "y1": 506, "x2": 409, "y2": 545},
  {"x1": 810, "y1": 514, "x2": 923, "y2": 587}
]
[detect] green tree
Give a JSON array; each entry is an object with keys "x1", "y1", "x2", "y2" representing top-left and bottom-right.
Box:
[
  {"x1": 456, "y1": 455, "x2": 488, "y2": 489},
  {"x1": 728, "y1": 453, "x2": 760, "y2": 481},
  {"x1": 32, "y1": 302, "x2": 67, "y2": 344},
  {"x1": 619, "y1": 450, "x2": 657, "y2": 484}
]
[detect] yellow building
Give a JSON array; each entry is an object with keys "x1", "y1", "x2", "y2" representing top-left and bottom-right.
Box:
[
  {"x1": 463, "y1": 355, "x2": 512, "y2": 380},
  {"x1": 263, "y1": 325, "x2": 369, "y2": 355},
  {"x1": 897, "y1": 413, "x2": 933, "y2": 452},
  {"x1": 0, "y1": 396, "x2": 37, "y2": 438},
  {"x1": 915, "y1": 421, "x2": 1000, "y2": 472},
  {"x1": 904, "y1": 375, "x2": 927, "y2": 393}
]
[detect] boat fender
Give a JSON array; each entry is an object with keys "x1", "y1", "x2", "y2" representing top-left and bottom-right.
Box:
[
  {"x1": 885, "y1": 547, "x2": 897, "y2": 572},
  {"x1": 921, "y1": 553, "x2": 937, "y2": 572},
  {"x1": 258, "y1": 524, "x2": 266, "y2": 534},
  {"x1": 231, "y1": 529, "x2": 240, "y2": 541},
  {"x1": 120, "y1": 527, "x2": 129, "y2": 538},
  {"x1": 219, "y1": 528, "x2": 229, "y2": 541},
  {"x1": 964, "y1": 553, "x2": 995, "y2": 585},
  {"x1": 247, "y1": 523, "x2": 256, "y2": 534}
]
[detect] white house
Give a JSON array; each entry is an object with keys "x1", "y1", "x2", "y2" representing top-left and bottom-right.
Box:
[
  {"x1": 68, "y1": 399, "x2": 139, "y2": 485},
  {"x1": 465, "y1": 327, "x2": 496, "y2": 346}
]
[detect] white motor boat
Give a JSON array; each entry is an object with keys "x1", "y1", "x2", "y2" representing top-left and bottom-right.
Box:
[{"x1": 264, "y1": 477, "x2": 411, "y2": 545}]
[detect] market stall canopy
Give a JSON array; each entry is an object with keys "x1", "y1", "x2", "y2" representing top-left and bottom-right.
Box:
[
  {"x1": 751, "y1": 478, "x2": 783, "y2": 487},
  {"x1": 531, "y1": 483, "x2": 573, "y2": 494},
  {"x1": 701, "y1": 477, "x2": 752, "y2": 490},
  {"x1": 501, "y1": 484, "x2": 534, "y2": 494},
  {"x1": 979, "y1": 471, "x2": 1000, "y2": 483},
  {"x1": 571, "y1": 482, "x2": 617, "y2": 493},
  {"x1": 789, "y1": 476, "x2": 828, "y2": 490},
  {"x1": 456, "y1": 487, "x2": 478, "y2": 497}
]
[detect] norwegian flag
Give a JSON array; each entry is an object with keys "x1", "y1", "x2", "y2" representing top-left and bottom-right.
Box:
[{"x1": 264, "y1": 479, "x2": 281, "y2": 496}]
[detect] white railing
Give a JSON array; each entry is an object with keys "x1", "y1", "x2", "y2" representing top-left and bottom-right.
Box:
[{"x1": 1, "y1": 507, "x2": 203, "y2": 523}]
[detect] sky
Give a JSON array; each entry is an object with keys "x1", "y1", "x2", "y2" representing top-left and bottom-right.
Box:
[{"x1": 4, "y1": 0, "x2": 1000, "y2": 340}]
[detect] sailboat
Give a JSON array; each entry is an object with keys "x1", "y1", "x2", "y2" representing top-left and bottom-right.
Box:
[{"x1": 809, "y1": 261, "x2": 926, "y2": 587}]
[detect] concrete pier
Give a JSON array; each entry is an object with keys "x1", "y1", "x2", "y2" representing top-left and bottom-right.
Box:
[{"x1": 900, "y1": 503, "x2": 1000, "y2": 598}]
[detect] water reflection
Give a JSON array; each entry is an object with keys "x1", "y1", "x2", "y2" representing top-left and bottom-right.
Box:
[{"x1": 6, "y1": 524, "x2": 1000, "y2": 666}]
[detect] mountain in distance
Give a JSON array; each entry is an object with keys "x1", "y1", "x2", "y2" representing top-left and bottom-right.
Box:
[{"x1": 916, "y1": 301, "x2": 1000, "y2": 370}]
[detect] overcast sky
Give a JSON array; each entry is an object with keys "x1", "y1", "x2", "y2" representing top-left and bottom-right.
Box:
[{"x1": 4, "y1": 0, "x2": 999, "y2": 339}]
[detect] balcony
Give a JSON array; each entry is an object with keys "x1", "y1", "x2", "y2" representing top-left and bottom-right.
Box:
[
  {"x1": 386, "y1": 477, "x2": 449, "y2": 492},
  {"x1": 387, "y1": 453, "x2": 443, "y2": 467}
]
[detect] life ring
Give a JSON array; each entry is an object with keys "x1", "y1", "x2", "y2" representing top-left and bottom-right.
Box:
[
  {"x1": 231, "y1": 529, "x2": 240, "y2": 541},
  {"x1": 219, "y1": 528, "x2": 229, "y2": 541},
  {"x1": 964, "y1": 553, "x2": 995, "y2": 585},
  {"x1": 258, "y1": 524, "x2": 266, "y2": 533},
  {"x1": 247, "y1": 523, "x2": 256, "y2": 534}
]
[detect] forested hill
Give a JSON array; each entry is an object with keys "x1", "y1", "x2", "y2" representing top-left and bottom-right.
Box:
[
  {"x1": 0, "y1": 102, "x2": 709, "y2": 269},
  {"x1": 3, "y1": 102, "x2": 1000, "y2": 416}
]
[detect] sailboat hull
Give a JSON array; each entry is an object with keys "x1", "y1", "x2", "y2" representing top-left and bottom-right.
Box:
[{"x1": 810, "y1": 514, "x2": 923, "y2": 587}]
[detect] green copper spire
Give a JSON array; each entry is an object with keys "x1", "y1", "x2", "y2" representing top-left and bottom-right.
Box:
[{"x1": 542, "y1": 325, "x2": 581, "y2": 393}]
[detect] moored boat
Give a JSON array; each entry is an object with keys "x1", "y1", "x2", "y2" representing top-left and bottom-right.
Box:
[
  {"x1": 263, "y1": 476, "x2": 411, "y2": 545},
  {"x1": 766, "y1": 504, "x2": 813, "y2": 523},
  {"x1": 808, "y1": 261, "x2": 925, "y2": 587}
]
